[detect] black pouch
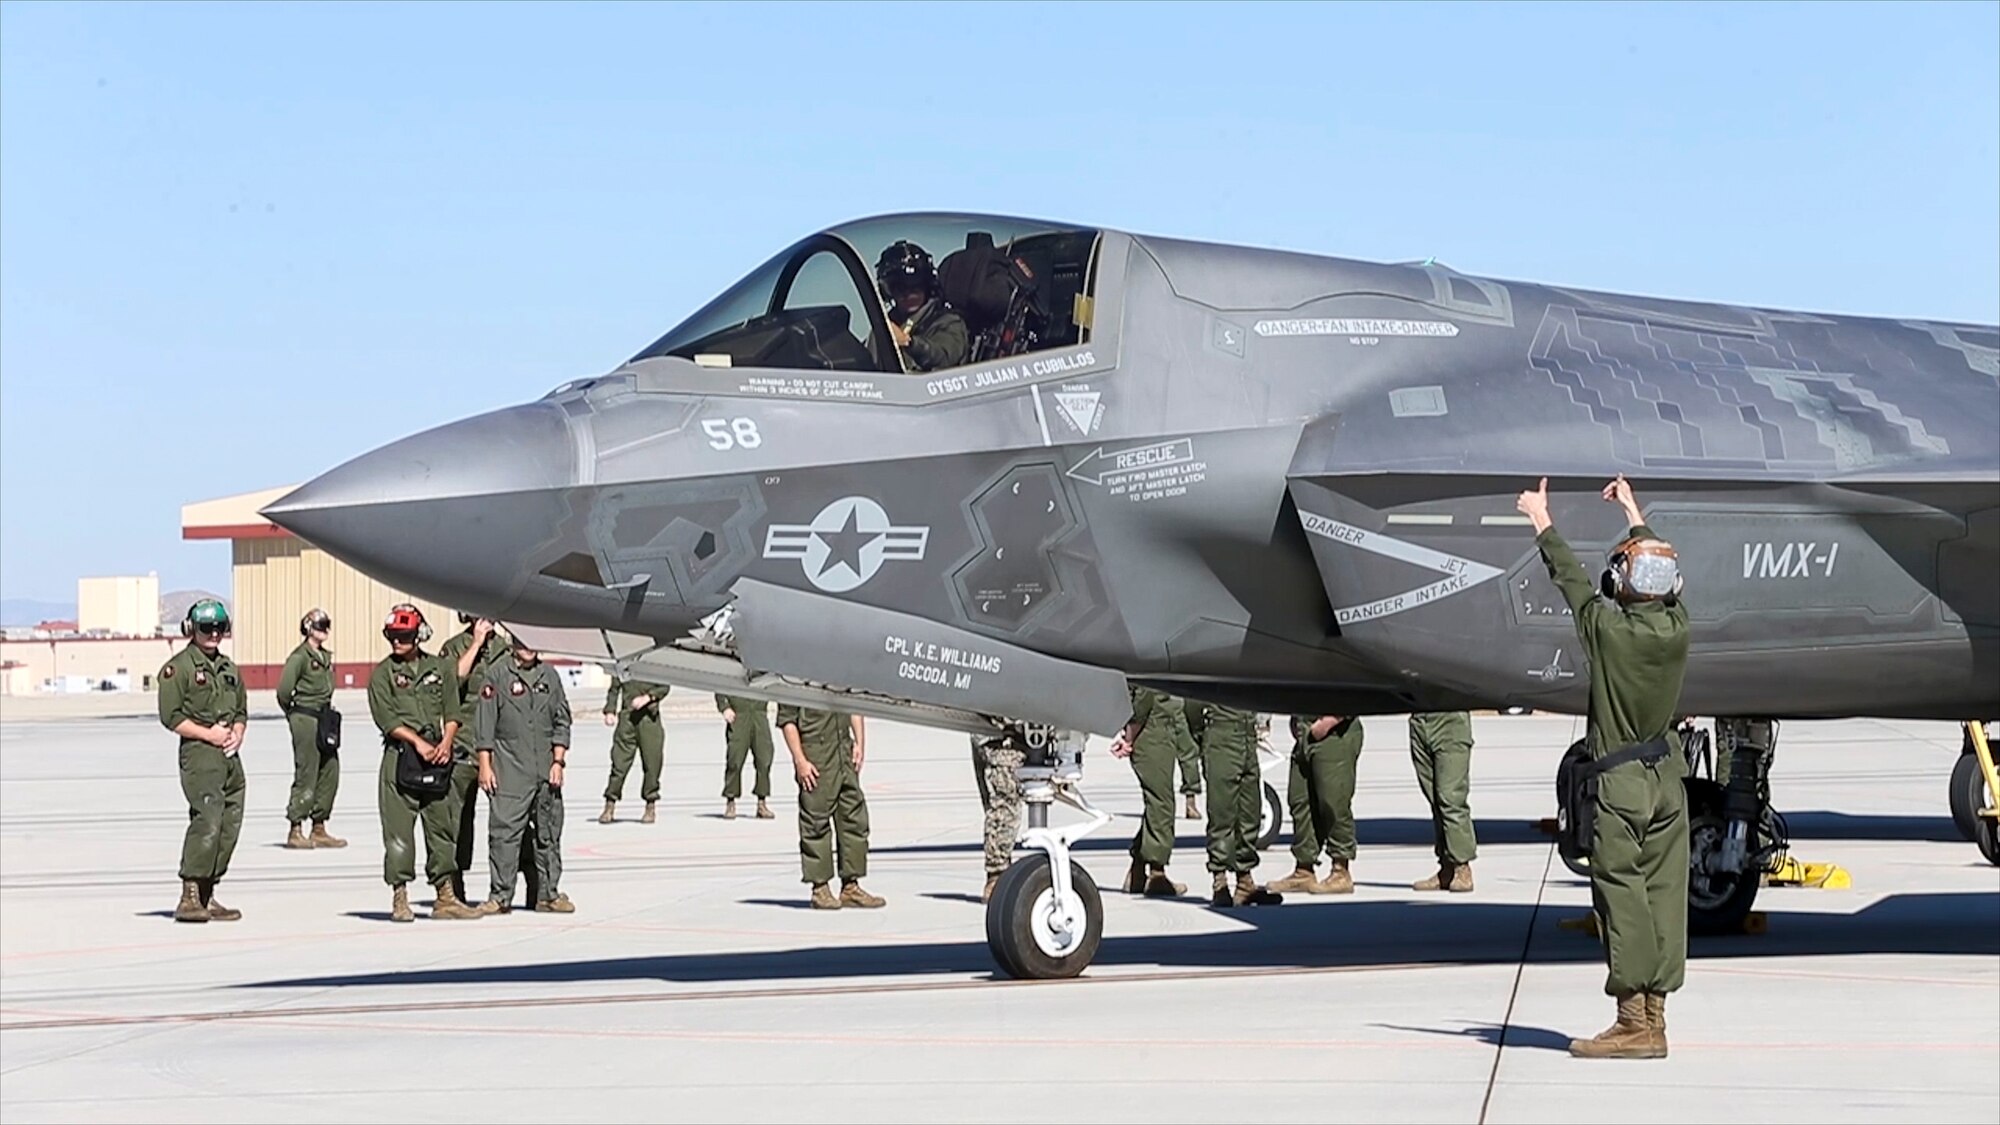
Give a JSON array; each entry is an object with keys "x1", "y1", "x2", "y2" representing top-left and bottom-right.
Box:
[
  {"x1": 395, "y1": 739, "x2": 452, "y2": 795},
  {"x1": 314, "y1": 707, "x2": 342, "y2": 755},
  {"x1": 1556, "y1": 736, "x2": 1671, "y2": 862}
]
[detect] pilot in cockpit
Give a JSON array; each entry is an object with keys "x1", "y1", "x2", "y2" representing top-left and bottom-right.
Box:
[{"x1": 875, "y1": 240, "x2": 968, "y2": 372}]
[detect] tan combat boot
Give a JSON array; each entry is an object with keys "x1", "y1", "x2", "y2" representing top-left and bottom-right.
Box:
[
  {"x1": 173, "y1": 878, "x2": 208, "y2": 923},
  {"x1": 1232, "y1": 871, "x2": 1284, "y2": 906},
  {"x1": 810, "y1": 882, "x2": 841, "y2": 909},
  {"x1": 430, "y1": 879, "x2": 481, "y2": 920},
  {"x1": 1210, "y1": 871, "x2": 1232, "y2": 907},
  {"x1": 390, "y1": 883, "x2": 414, "y2": 923},
  {"x1": 535, "y1": 893, "x2": 575, "y2": 914},
  {"x1": 285, "y1": 822, "x2": 311, "y2": 849},
  {"x1": 1314, "y1": 858, "x2": 1354, "y2": 895},
  {"x1": 724, "y1": 798, "x2": 737, "y2": 820},
  {"x1": 1142, "y1": 865, "x2": 1188, "y2": 897},
  {"x1": 597, "y1": 800, "x2": 616, "y2": 824},
  {"x1": 1645, "y1": 992, "x2": 1669, "y2": 1056},
  {"x1": 1268, "y1": 864, "x2": 1321, "y2": 894},
  {"x1": 642, "y1": 800, "x2": 657, "y2": 824},
  {"x1": 1121, "y1": 859, "x2": 1148, "y2": 894},
  {"x1": 200, "y1": 879, "x2": 242, "y2": 921},
  {"x1": 1183, "y1": 795, "x2": 1200, "y2": 819},
  {"x1": 310, "y1": 821, "x2": 347, "y2": 849},
  {"x1": 474, "y1": 897, "x2": 510, "y2": 916},
  {"x1": 755, "y1": 799, "x2": 774, "y2": 819},
  {"x1": 840, "y1": 880, "x2": 886, "y2": 908},
  {"x1": 1568, "y1": 993, "x2": 1662, "y2": 1059}
]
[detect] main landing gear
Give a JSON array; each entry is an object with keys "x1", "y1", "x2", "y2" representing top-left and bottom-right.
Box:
[
  {"x1": 1960, "y1": 721, "x2": 2000, "y2": 867},
  {"x1": 983, "y1": 726, "x2": 1112, "y2": 980}
]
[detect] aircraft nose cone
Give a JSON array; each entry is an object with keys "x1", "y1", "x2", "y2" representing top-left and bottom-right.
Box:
[{"x1": 261, "y1": 403, "x2": 576, "y2": 618}]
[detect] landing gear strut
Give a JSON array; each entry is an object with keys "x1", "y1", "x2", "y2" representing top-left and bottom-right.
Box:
[
  {"x1": 1687, "y1": 717, "x2": 1788, "y2": 935},
  {"x1": 984, "y1": 726, "x2": 1111, "y2": 979},
  {"x1": 1964, "y1": 721, "x2": 2000, "y2": 867}
]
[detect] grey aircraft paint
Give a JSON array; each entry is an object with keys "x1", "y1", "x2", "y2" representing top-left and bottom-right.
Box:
[{"x1": 264, "y1": 212, "x2": 1999, "y2": 735}]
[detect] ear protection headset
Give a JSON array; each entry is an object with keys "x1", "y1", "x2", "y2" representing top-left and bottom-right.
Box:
[
  {"x1": 1601, "y1": 536, "x2": 1683, "y2": 605},
  {"x1": 383, "y1": 603, "x2": 431, "y2": 645},
  {"x1": 300, "y1": 608, "x2": 331, "y2": 637}
]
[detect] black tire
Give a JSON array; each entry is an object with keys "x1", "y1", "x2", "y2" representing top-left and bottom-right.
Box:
[
  {"x1": 1950, "y1": 750, "x2": 1982, "y2": 843},
  {"x1": 1975, "y1": 812, "x2": 2000, "y2": 867},
  {"x1": 1683, "y1": 777, "x2": 1761, "y2": 936},
  {"x1": 985, "y1": 854, "x2": 1103, "y2": 980},
  {"x1": 1256, "y1": 781, "x2": 1282, "y2": 850}
]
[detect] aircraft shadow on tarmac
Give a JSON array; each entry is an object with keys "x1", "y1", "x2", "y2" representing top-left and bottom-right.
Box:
[
  {"x1": 241, "y1": 890, "x2": 1999, "y2": 993},
  {"x1": 867, "y1": 810, "x2": 1967, "y2": 860}
]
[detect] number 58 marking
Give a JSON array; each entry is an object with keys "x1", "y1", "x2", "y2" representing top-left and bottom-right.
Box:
[{"x1": 701, "y1": 418, "x2": 763, "y2": 450}]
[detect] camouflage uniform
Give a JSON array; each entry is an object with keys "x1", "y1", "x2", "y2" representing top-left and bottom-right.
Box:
[{"x1": 972, "y1": 735, "x2": 1023, "y2": 894}]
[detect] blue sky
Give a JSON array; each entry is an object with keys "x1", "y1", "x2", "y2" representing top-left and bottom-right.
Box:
[{"x1": 2, "y1": 0, "x2": 1995, "y2": 602}]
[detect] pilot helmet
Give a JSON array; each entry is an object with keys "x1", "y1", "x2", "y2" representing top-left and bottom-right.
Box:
[
  {"x1": 875, "y1": 240, "x2": 937, "y2": 301},
  {"x1": 300, "y1": 608, "x2": 331, "y2": 637},
  {"x1": 1602, "y1": 536, "x2": 1682, "y2": 604},
  {"x1": 183, "y1": 598, "x2": 232, "y2": 638}
]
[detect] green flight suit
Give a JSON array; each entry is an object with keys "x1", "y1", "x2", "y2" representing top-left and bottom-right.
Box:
[
  {"x1": 895, "y1": 299, "x2": 969, "y2": 372},
  {"x1": 716, "y1": 694, "x2": 774, "y2": 800},
  {"x1": 367, "y1": 651, "x2": 464, "y2": 888},
  {"x1": 604, "y1": 675, "x2": 669, "y2": 802},
  {"x1": 1122, "y1": 686, "x2": 1183, "y2": 867},
  {"x1": 1171, "y1": 702, "x2": 1204, "y2": 797},
  {"x1": 276, "y1": 639, "x2": 338, "y2": 825},
  {"x1": 474, "y1": 658, "x2": 571, "y2": 905},
  {"x1": 777, "y1": 705, "x2": 868, "y2": 884},
  {"x1": 441, "y1": 627, "x2": 512, "y2": 887},
  {"x1": 1409, "y1": 711, "x2": 1476, "y2": 865},
  {"x1": 1539, "y1": 521, "x2": 1692, "y2": 997},
  {"x1": 158, "y1": 642, "x2": 249, "y2": 882},
  {"x1": 1288, "y1": 714, "x2": 1364, "y2": 865},
  {"x1": 1189, "y1": 701, "x2": 1263, "y2": 874}
]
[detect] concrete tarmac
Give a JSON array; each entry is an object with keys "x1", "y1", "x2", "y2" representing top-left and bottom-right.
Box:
[{"x1": 1, "y1": 699, "x2": 1995, "y2": 1123}]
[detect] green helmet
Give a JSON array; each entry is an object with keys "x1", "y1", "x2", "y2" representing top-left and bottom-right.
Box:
[{"x1": 185, "y1": 598, "x2": 231, "y2": 636}]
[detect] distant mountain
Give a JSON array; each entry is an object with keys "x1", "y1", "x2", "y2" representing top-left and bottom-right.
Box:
[
  {"x1": 1, "y1": 598, "x2": 76, "y2": 627},
  {"x1": 159, "y1": 589, "x2": 230, "y2": 630}
]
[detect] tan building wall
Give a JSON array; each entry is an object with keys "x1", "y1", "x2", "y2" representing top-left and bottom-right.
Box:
[
  {"x1": 231, "y1": 536, "x2": 459, "y2": 690},
  {"x1": 78, "y1": 574, "x2": 161, "y2": 636},
  {"x1": 0, "y1": 637, "x2": 187, "y2": 693}
]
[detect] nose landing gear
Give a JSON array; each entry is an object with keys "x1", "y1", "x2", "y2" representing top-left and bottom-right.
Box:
[{"x1": 983, "y1": 726, "x2": 1112, "y2": 979}]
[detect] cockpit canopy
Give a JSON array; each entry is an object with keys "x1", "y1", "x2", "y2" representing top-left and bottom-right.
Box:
[{"x1": 632, "y1": 213, "x2": 1101, "y2": 375}]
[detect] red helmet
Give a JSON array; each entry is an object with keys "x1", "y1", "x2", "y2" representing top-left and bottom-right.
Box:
[{"x1": 382, "y1": 604, "x2": 430, "y2": 644}]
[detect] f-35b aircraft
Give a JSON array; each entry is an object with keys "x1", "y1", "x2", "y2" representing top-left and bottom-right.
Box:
[{"x1": 263, "y1": 212, "x2": 2000, "y2": 978}]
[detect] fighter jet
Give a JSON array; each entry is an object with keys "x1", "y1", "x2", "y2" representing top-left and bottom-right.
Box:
[{"x1": 262, "y1": 211, "x2": 2000, "y2": 977}]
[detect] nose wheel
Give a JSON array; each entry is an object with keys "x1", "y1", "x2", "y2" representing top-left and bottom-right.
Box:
[{"x1": 983, "y1": 727, "x2": 1111, "y2": 980}]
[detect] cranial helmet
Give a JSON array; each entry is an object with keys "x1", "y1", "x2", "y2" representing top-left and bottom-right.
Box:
[
  {"x1": 183, "y1": 598, "x2": 231, "y2": 638},
  {"x1": 875, "y1": 240, "x2": 937, "y2": 301},
  {"x1": 300, "y1": 608, "x2": 331, "y2": 636},
  {"x1": 1602, "y1": 536, "x2": 1682, "y2": 604},
  {"x1": 382, "y1": 603, "x2": 431, "y2": 644}
]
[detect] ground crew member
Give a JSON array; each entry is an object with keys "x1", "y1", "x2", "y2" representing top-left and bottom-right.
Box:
[
  {"x1": 473, "y1": 635, "x2": 574, "y2": 915},
  {"x1": 1171, "y1": 699, "x2": 1204, "y2": 819},
  {"x1": 1188, "y1": 700, "x2": 1282, "y2": 907},
  {"x1": 1519, "y1": 473, "x2": 1690, "y2": 1059},
  {"x1": 1409, "y1": 711, "x2": 1476, "y2": 891},
  {"x1": 876, "y1": 240, "x2": 968, "y2": 372},
  {"x1": 971, "y1": 734, "x2": 1023, "y2": 901},
  {"x1": 778, "y1": 704, "x2": 883, "y2": 909},
  {"x1": 1108, "y1": 686, "x2": 1191, "y2": 897},
  {"x1": 277, "y1": 608, "x2": 345, "y2": 849},
  {"x1": 441, "y1": 613, "x2": 511, "y2": 899},
  {"x1": 599, "y1": 673, "x2": 668, "y2": 823},
  {"x1": 1269, "y1": 713, "x2": 1364, "y2": 895},
  {"x1": 368, "y1": 604, "x2": 481, "y2": 923},
  {"x1": 716, "y1": 693, "x2": 775, "y2": 819},
  {"x1": 158, "y1": 599, "x2": 249, "y2": 923}
]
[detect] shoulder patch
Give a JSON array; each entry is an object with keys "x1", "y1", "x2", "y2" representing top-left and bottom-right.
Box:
[
  {"x1": 160, "y1": 665, "x2": 174, "y2": 680},
  {"x1": 480, "y1": 682, "x2": 495, "y2": 699}
]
